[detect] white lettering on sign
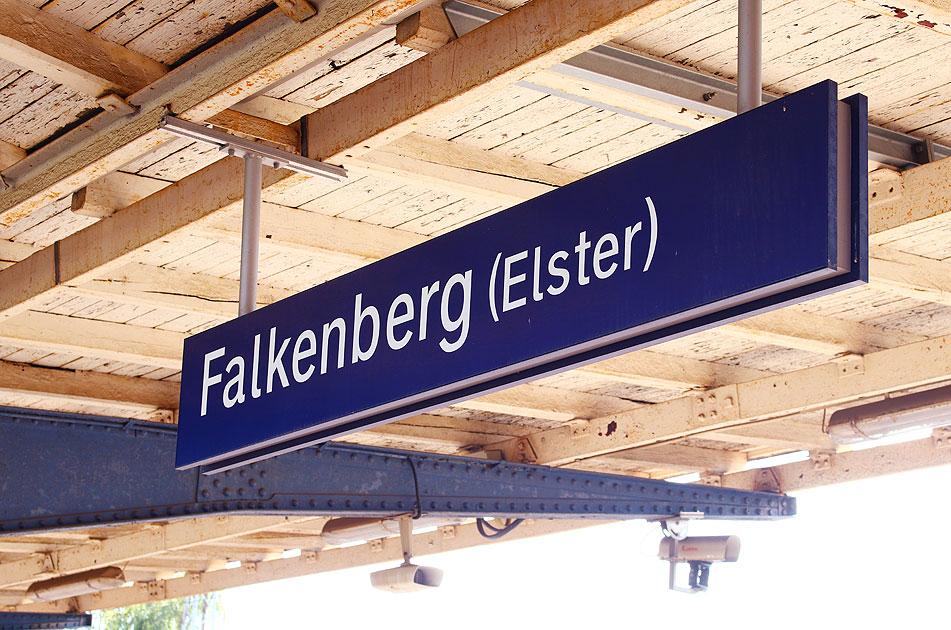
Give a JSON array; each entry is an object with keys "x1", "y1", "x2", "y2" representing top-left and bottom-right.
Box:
[
  {"x1": 488, "y1": 197, "x2": 657, "y2": 322},
  {"x1": 198, "y1": 198, "x2": 657, "y2": 417}
]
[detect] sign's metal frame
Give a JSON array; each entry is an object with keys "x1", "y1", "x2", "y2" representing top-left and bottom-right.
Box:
[{"x1": 177, "y1": 81, "x2": 868, "y2": 472}]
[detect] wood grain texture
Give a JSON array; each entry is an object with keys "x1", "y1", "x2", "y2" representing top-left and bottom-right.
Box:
[{"x1": 0, "y1": 0, "x2": 168, "y2": 97}]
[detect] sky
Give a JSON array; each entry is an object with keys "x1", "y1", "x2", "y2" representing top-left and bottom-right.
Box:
[{"x1": 223, "y1": 464, "x2": 949, "y2": 630}]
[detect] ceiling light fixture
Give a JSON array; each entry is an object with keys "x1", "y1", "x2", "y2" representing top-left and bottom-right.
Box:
[
  {"x1": 826, "y1": 384, "x2": 951, "y2": 445},
  {"x1": 27, "y1": 567, "x2": 126, "y2": 602}
]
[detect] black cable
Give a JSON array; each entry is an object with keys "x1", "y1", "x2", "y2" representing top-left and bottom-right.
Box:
[
  {"x1": 406, "y1": 457, "x2": 422, "y2": 518},
  {"x1": 476, "y1": 517, "x2": 524, "y2": 539}
]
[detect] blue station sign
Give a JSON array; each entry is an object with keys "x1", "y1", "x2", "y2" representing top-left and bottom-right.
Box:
[{"x1": 177, "y1": 81, "x2": 868, "y2": 471}]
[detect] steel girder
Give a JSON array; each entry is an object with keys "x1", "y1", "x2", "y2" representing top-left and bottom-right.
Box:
[
  {"x1": 0, "y1": 612, "x2": 92, "y2": 629},
  {"x1": 0, "y1": 406, "x2": 794, "y2": 535}
]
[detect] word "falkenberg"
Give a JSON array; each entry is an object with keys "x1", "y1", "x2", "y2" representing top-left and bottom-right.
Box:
[{"x1": 199, "y1": 198, "x2": 658, "y2": 416}]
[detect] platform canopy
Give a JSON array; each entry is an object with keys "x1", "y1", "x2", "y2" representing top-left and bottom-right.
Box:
[{"x1": 0, "y1": 0, "x2": 950, "y2": 615}]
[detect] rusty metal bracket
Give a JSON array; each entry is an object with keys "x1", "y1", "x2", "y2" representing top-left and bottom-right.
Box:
[{"x1": 811, "y1": 452, "x2": 833, "y2": 471}]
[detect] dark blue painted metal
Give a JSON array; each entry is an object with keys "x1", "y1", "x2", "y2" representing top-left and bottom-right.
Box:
[
  {"x1": 0, "y1": 406, "x2": 794, "y2": 535},
  {"x1": 177, "y1": 81, "x2": 868, "y2": 470},
  {"x1": 0, "y1": 612, "x2": 92, "y2": 629}
]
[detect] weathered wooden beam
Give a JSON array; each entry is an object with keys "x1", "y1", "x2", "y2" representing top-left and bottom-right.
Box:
[
  {"x1": 483, "y1": 336, "x2": 951, "y2": 466},
  {"x1": 196, "y1": 201, "x2": 425, "y2": 261},
  {"x1": 206, "y1": 110, "x2": 301, "y2": 152},
  {"x1": 716, "y1": 323, "x2": 849, "y2": 357},
  {"x1": 8, "y1": 520, "x2": 598, "y2": 612},
  {"x1": 870, "y1": 157, "x2": 951, "y2": 238},
  {"x1": 722, "y1": 433, "x2": 951, "y2": 493},
  {"x1": 0, "y1": 360, "x2": 178, "y2": 411},
  {"x1": 76, "y1": 263, "x2": 294, "y2": 318},
  {"x1": 705, "y1": 418, "x2": 838, "y2": 451},
  {"x1": 0, "y1": 0, "x2": 422, "y2": 226},
  {"x1": 305, "y1": 0, "x2": 696, "y2": 161},
  {"x1": 0, "y1": 140, "x2": 25, "y2": 172},
  {"x1": 350, "y1": 138, "x2": 565, "y2": 204},
  {"x1": 0, "y1": 517, "x2": 318, "y2": 589},
  {"x1": 0, "y1": 311, "x2": 185, "y2": 369},
  {"x1": 70, "y1": 172, "x2": 169, "y2": 219},
  {"x1": 581, "y1": 351, "x2": 771, "y2": 391},
  {"x1": 0, "y1": 0, "x2": 168, "y2": 98},
  {"x1": 870, "y1": 246, "x2": 951, "y2": 307},
  {"x1": 274, "y1": 0, "x2": 318, "y2": 22},
  {"x1": 0, "y1": 240, "x2": 37, "y2": 265},
  {"x1": 459, "y1": 383, "x2": 638, "y2": 421},
  {"x1": 725, "y1": 307, "x2": 925, "y2": 355},
  {"x1": 396, "y1": 4, "x2": 457, "y2": 53},
  {"x1": 0, "y1": 157, "x2": 291, "y2": 318},
  {"x1": 606, "y1": 443, "x2": 748, "y2": 473}
]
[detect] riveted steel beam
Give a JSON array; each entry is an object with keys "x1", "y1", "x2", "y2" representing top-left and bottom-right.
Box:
[
  {"x1": 0, "y1": 612, "x2": 92, "y2": 629},
  {"x1": 0, "y1": 406, "x2": 794, "y2": 536}
]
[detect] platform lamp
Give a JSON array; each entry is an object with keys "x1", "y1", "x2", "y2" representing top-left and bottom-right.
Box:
[
  {"x1": 27, "y1": 567, "x2": 127, "y2": 601},
  {"x1": 825, "y1": 384, "x2": 951, "y2": 445}
]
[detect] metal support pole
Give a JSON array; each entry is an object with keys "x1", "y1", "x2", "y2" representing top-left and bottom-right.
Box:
[
  {"x1": 238, "y1": 154, "x2": 262, "y2": 316},
  {"x1": 399, "y1": 517, "x2": 414, "y2": 564},
  {"x1": 737, "y1": 0, "x2": 762, "y2": 114}
]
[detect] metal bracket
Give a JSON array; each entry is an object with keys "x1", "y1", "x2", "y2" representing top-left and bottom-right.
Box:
[
  {"x1": 667, "y1": 560, "x2": 711, "y2": 594},
  {"x1": 914, "y1": 139, "x2": 936, "y2": 164},
  {"x1": 159, "y1": 116, "x2": 347, "y2": 180},
  {"x1": 97, "y1": 93, "x2": 137, "y2": 116},
  {"x1": 513, "y1": 437, "x2": 538, "y2": 464},
  {"x1": 692, "y1": 387, "x2": 739, "y2": 425},
  {"x1": 933, "y1": 427, "x2": 951, "y2": 450},
  {"x1": 811, "y1": 452, "x2": 833, "y2": 471},
  {"x1": 752, "y1": 468, "x2": 782, "y2": 493},
  {"x1": 653, "y1": 511, "x2": 705, "y2": 540},
  {"x1": 834, "y1": 354, "x2": 866, "y2": 378}
]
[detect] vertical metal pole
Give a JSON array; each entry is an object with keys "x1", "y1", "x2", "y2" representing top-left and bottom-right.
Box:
[
  {"x1": 737, "y1": 0, "x2": 762, "y2": 114},
  {"x1": 399, "y1": 517, "x2": 413, "y2": 564},
  {"x1": 238, "y1": 155, "x2": 262, "y2": 316}
]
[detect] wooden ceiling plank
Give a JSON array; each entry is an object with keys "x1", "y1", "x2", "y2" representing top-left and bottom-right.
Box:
[
  {"x1": 0, "y1": 359, "x2": 178, "y2": 410},
  {"x1": 608, "y1": 443, "x2": 747, "y2": 473},
  {"x1": 304, "y1": 0, "x2": 698, "y2": 162},
  {"x1": 870, "y1": 246, "x2": 951, "y2": 307},
  {"x1": 457, "y1": 383, "x2": 639, "y2": 422},
  {"x1": 70, "y1": 172, "x2": 170, "y2": 219},
  {"x1": 582, "y1": 351, "x2": 771, "y2": 391},
  {"x1": 0, "y1": 311, "x2": 186, "y2": 369},
  {"x1": 726, "y1": 307, "x2": 926, "y2": 355}
]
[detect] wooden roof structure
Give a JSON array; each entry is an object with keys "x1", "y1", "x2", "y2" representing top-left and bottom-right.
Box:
[{"x1": 1, "y1": 0, "x2": 951, "y2": 614}]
